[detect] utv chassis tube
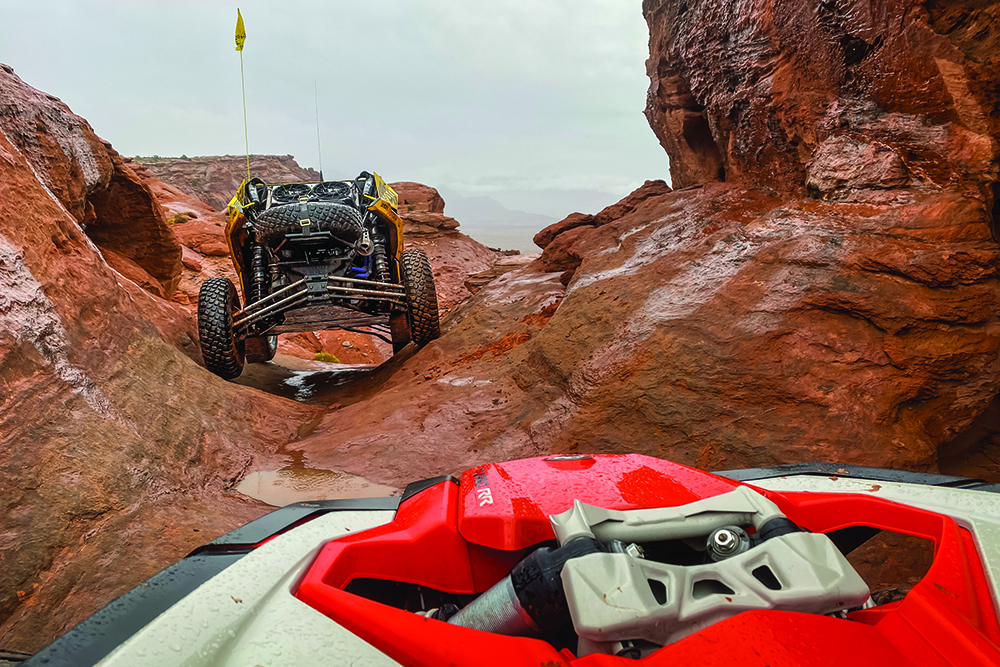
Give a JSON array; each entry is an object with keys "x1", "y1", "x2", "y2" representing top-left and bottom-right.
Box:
[{"x1": 448, "y1": 537, "x2": 602, "y2": 635}]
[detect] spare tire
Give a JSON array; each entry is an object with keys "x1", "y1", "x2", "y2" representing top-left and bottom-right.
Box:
[{"x1": 253, "y1": 202, "x2": 364, "y2": 246}]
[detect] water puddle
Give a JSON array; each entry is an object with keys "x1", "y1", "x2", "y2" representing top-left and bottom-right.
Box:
[
  {"x1": 238, "y1": 451, "x2": 398, "y2": 506},
  {"x1": 232, "y1": 353, "x2": 379, "y2": 404}
]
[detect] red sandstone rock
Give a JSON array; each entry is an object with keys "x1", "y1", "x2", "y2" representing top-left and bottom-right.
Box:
[
  {"x1": 277, "y1": 330, "x2": 388, "y2": 365},
  {"x1": 594, "y1": 180, "x2": 672, "y2": 225},
  {"x1": 102, "y1": 248, "x2": 166, "y2": 299},
  {"x1": 129, "y1": 159, "x2": 221, "y2": 222},
  {"x1": 0, "y1": 66, "x2": 182, "y2": 297},
  {"x1": 113, "y1": 272, "x2": 204, "y2": 365},
  {"x1": 400, "y1": 211, "x2": 461, "y2": 232},
  {"x1": 533, "y1": 212, "x2": 596, "y2": 250},
  {"x1": 180, "y1": 246, "x2": 203, "y2": 272},
  {"x1": 537, "y1": 225, "x2": 590, "y2": 275},
  {"x1": 465, "y1": 253, "x2": 539, "y2": 293},
  {"x1": 0, "y1": 64, "x2": 113, "y2": 222},
  {"x1": 805, "y1": 136, "x2": 910, "y2": 193},
  {"x1": 643, "y1": 0, "x2": 1000, "y2": 197},
  {"x1": 171, "y1": 218, "x2": 230, "y2": 257},
  {"x1": 391, "y1": 181, "x2": 446, "y2": 214},
  {"x1": 533, "y1": 181, "x2": 671, "y2": 254},
  {"x1": 128, "y1": 162, "x2": 237, "y2": 309},
  {"x1": 0, "y1": 72, "x2": 316, "y2": 651},
  {"x1": 86, "y1": 148, "x2": 183, "y2": 296}
]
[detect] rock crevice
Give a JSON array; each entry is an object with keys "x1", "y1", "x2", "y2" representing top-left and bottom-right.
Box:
[{"x1": 0, "y1": 66, "x2": 181, "y2": 297}]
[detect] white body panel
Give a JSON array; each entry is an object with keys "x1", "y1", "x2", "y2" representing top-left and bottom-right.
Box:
[
  {"x1": 750, "y1": 476, "x2": 1000, "y2": 618},
  {"x1": 100, "y1": 510, "x2": 400, "y2": 667}
]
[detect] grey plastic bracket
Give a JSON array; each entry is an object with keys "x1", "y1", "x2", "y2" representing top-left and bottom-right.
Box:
[
  {"x1": 551, "y1": 486, "x2": 869, "y2": 656},
  {"x1": 563, "y1": 532, "x2": 870, "y2": 655},
  {"x1": 550, "y1": 485, "x2": 785, "y2": 545}
]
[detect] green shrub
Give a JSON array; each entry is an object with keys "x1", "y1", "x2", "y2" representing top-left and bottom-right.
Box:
[
  {"x1": 167, "y1": 212, "x2": 190, "y2": 225},
  {"x1": 314, "y1": 352, "x2": 340, "y2": 363}
]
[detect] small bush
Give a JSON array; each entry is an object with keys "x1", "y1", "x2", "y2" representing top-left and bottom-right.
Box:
[
  {"x1": 315, "y1": 352, "x2": 340, "y2": 363},
  {"x1": 167, "y1": 212, "x2": 190, "y2": 225}
]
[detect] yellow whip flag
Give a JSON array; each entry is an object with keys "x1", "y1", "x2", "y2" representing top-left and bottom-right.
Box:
[
  {"x1": 235, "y1": 9, "x2": 246, "y2": 51},
  {"x1": 236, "y1": 9, "x2": 250, "y2": 183}
]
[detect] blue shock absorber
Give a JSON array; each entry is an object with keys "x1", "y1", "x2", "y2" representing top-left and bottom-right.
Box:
[{"x1": 349, "y1": 253, "x2": 373, "y2": 279}]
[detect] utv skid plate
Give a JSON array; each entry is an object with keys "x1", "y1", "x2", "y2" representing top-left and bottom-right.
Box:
[{"x1": 233, "y1": 274, "x2": 406, "y2": 343}]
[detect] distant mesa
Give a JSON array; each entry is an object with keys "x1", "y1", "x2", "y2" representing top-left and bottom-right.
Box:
[{"x1": 134, "y1": 154, "x2": 320, "y2": 211}]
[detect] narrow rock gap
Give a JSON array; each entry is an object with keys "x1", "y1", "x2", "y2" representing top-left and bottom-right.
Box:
[
  {"x1": 990, "y1": 178, "x2": 1000, "y2": 242},
  {"x1": 681, "y1": 111, "x2": 726, "y2": 182},
  {"x1": 938, "y1": 391, "x2": 1000, "y2": 480}
]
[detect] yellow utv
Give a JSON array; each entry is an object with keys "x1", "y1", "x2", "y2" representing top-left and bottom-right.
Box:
[{"x1": 197, "y1": 172, "x2": 440, "y2": 379}]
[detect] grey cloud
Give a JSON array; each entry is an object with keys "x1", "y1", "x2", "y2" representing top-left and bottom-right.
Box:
[{"x1": 1, "y1": 0, "x2": 669, "y2": 245}]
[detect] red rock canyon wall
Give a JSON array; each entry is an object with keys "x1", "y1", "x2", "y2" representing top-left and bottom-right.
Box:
[{"x1": 0, "y1": 66, "x2": 316, "y2": 651}]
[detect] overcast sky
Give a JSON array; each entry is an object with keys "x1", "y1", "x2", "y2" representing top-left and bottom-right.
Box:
[{"x1": 1, "y1": 1, "x2": 669, "y2": 222}]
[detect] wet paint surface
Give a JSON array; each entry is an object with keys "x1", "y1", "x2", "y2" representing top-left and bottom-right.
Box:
[{"x1": 457, "y1": 454, "x2": 739, "y2": 550}]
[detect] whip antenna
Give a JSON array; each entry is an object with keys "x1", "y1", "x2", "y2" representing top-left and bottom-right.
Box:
[
  {"x1": 235, "y1": 9, "x2": 250, "y2": 185},
  {"x1": 314, "y1": 80, "x2": 323, "y2": 180}
]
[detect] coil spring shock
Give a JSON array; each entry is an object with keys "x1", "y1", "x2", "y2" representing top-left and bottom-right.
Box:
[
  {"x1": 248, "y1": 242, "x2": 270, "y2": 305},
  {"x1": 372, "y1": 233, "x2": 390, "y2": 283}
]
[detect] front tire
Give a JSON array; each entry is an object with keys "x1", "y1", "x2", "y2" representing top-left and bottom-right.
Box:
[
  {"x1": 400, "y1": 248, "x2": 441, "y2": 346},
  {"x1": 198, "y1": 277, "x2": 245, "y2": 379}
]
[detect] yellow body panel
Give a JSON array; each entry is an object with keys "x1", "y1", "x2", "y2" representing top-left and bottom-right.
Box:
[
  {"x1": 370, "y1": 202, "x2": 405, "y2": 260},
  {"x1": 225, "y1": 188, "x2": 250, "y2": 296},
  {"x1": 367, "y1": 173, "x2": 404, "y2": 259},
  {"x1": 372, "y1": 173, "x2": 398, "y2": 208}
]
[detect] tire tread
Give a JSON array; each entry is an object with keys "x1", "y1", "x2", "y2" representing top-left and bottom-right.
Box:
[
  {"x1": 198, "y1": 277, "x2": 245, "y2": 379},
  {"x1": 253, "y1": 203, "x2": 363, "y2": 246},
  {"x1": 401, "y1": 249, "x2": 441, "y2": 346}
]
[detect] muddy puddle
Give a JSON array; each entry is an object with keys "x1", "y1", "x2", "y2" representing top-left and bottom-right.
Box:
[
  {"x1": 238, "y1": 450, "x2": 398, "y2": 507},
  {"x1": 232, "y1": 354, "x2": 379, "y2": 404}
]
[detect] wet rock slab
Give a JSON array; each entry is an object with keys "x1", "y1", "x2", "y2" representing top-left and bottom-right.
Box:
[
  {"x1": 285, "y1": 179, "x2": 1000, "y2": 489},
  {"x1": 0, "y1": 68, "x2": 317, "y2": 651}
]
